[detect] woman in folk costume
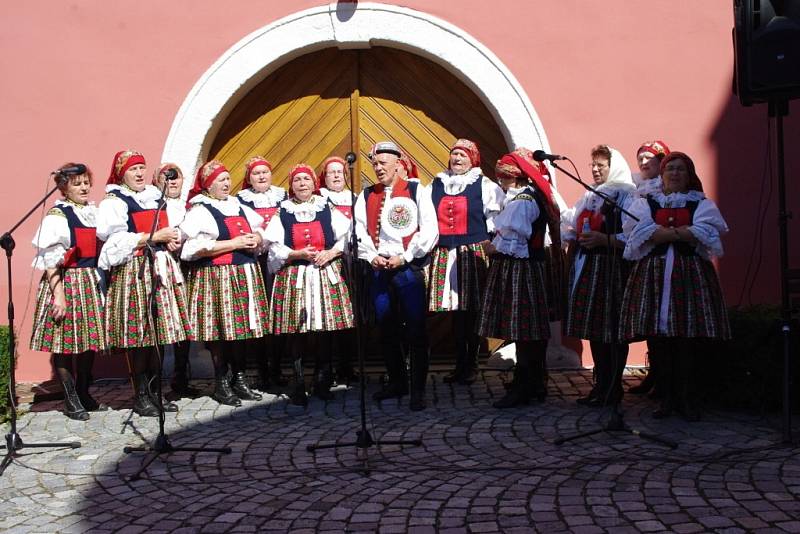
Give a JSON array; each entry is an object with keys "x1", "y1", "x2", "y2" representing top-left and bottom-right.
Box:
[
  {"x1": 627, "y1": 140, "x2": 670, "y2": 397},
  {"x1": 620, "y1": 152, "x2": 730, "y2": 421},
  {"x1": 264, "y1": 164, "x2": 354, "y2": 406},
  {"x1": 180, "y1": 160, "x2": 268, "y2": 406},
  {"x1": 428, "y1": 139, "x2": 505, "y2": 385},
  {"x1": 236, "y1": 156, "x2": 288, "y2": 389},
  {"x1": 478, "y1": 151, "x2": 560, "y2": 408},
  {"x1": 97, "y1": 150, "x2": 192, "y2": 417},
  {"x1": 30, "y1": 163, "x2": 107, "y2": 420},
  {"x1": 318, "y1": 156, "x2": 359, "y2": 384},
  {"x1": 563, "y1": 145, "x2": 636, "y2": 407},
  {"x1": 151, "y1": 163, "x2": 201, "y2": 399}
]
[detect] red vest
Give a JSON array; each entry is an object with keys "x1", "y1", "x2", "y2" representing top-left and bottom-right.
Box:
[{"x1": 365, "y1": 179, "x2": 417, "y2": 249}]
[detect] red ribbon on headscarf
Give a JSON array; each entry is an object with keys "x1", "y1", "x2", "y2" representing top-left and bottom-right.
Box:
[
  {"x1": 400, "y1": 151, "x2": 419, "y2": 179},
  {"x1": 107, "y1": 150, "x2": 146, "y2": 186},
  {"x1": 244, "y1": 158, "x2": 272, "y2": 186},
  {"x1": 288, "y1": 163, "x2": 318, "y2": 198},
  {"x1": 187, "y1": 161, "x2": 228, "y2": 205}
]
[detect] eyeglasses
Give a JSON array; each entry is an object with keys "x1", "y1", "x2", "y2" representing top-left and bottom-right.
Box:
[
  {"x1": 590, "y1": 162, "x2": 608, "y2": 169},
  {"x1": 663, "y1": 165, "x2": 688, "y2": 173}
]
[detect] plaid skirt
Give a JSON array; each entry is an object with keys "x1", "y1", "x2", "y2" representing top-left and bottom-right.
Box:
[
  {"x1": 477, "y1": 255, "x2": 551, "y2": 341},
  {"x1": 427, "y1": 243, "x2": 489, "y2": 312},
  {"x1": 30, "y1": 268, "x2": 106, "y2": 354},
  {"x1": 564, "y1": 251, "x2": 631, "y2": 342},
  {"x1": 186, "y1": 262, "x2": 269, "y2": 341},
  {"x1": 106, "y1": 254, "x2": 192, "y2": 349},
  {"x1": 269, "y1": 258, "x2": 354, "y2": 334},
  {"x1": 619, "y1": 253, "x2": 731, "y2": 340}
]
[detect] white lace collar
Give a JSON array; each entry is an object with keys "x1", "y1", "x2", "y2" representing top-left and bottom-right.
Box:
[
  {"x1": 435, "y1": 166, "x2": 482, "y2": 186},
  {"x1": 279, "y1": 194, "x2": 327, "y2": 215},
  {"x1": 320, "y1": 188, "x2": 354, "y2": 205},
  {"x1": 237, "y1": 186, "x2": 286, "y2": 206},
  {"x1": 106, "y1": 184, "x2": 162, "y2": 207},
  {"x1": 188, "y1": 193, "x2": 245, "y2": 216},
  {"x1": 650, "y1": 190, "x2": 706, "y2": 206},
  {"x1": 55, "y1": 199, "x2": 96, "y2": 225}
]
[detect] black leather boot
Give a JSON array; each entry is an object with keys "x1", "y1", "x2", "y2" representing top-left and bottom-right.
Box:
[
  {"x1": 62, "y1": 375, "x2": 89, "y2": 421},
  {"x1": 171, "y1": 341, "x2": 201, "y2": 398},
  {"x1": 132, "y1": 373, "x2": 159, "y2": 417},
  {"x1": 313, "y1": 369, "x2": 335, "y2": 401},
  {"x1": 212, "y1": 371, "x2": 242, "y2": 407},
  {"x1": 289, "y1": 357, "x2": 308, "y2": 407},
  {"x1": 493, "y1": 365, "x2": 530, "y2": 409},
  {"x1": 409, "y1": 346, "x2": 429, "y2": 411},
  {"x1": 147, "y1": 373, "x2": 179, "y2": 412},
  {"x1": 231, "y1": 371, "x2": 263, "y2": 401},
  {"x1": 75, "y1": 370, "x2": 108, "y2": 412}
]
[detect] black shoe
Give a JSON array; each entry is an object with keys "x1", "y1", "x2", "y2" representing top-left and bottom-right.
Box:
[
  {"x1": 576, "y1": 389, "x2": 599, "y2": 406},
  {"x1": 147, "y1": 381, "x2": 179, "y2": 412},
  {"x1": 62, "y1": 376, "x2": 90, "y2": 421},
  {"x1": 231, "y1": 372, "x2": 263, "y2": 401},
  {"x1": 132, "y1": 373, "x2": 159, "y2": 417},
  {"x1": 75, "y1": 378, "x2": 108, "y2": 412},
  {"x1": 409, "y1": 391, "x2": 427, "y2": 411},
  {"x1": 289, "y1": 384, "x2": 308, "y2": 407},
  {"x1": 212, "y1": 373, "x2": 242, "y2": 407},
  {"x1": 372, "y1": 382, "x2": 408, "y2": 402}
]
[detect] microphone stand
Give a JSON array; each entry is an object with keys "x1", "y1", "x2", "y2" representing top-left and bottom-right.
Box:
[
  {"x1": 0, "y1": 181, "x2": 81, "y2": 478},
  {"x1": 123, "y1": 181, "x2": 231, "y2": 481},
  {"x1": 306, "y1": 153, "x2": 421, "y2": 474},
  {"x1": 549, "y1": 159, "x2": 677, "y2": 449}
]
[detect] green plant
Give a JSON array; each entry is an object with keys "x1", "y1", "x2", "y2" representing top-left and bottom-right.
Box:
[{"x1": 0, "y1": 325, "x2": 10, "y2": 421}]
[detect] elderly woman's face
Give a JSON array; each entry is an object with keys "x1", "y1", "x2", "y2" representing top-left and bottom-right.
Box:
[
  {"x1": 662, "y1": 158, "x2": 690, "y2": 194},
  {"x1": 156, "y1": 169, "x2": 184, "y2": 199},
  {"x1": 590, "y1": 157, "x2": 610, "y2": 185},
  {"x1": 64, "y1": 174, "x2": 92, "y2": 205},
  {"x1": 291, "y1": 172, "x2": 315, "y2": 200},
  {"x1": 123, "y1": 163, "x2": 147, "y2": 192},
  {"x1": 248, "y1": 164, "x2": 272, "y2": 193},
  {"x1": 207, "y1": 171, "x2": 231, "y2": 200},
  {"x1": 449, "y1": 148, "x2": 471, "y2": 175},
  {"x1": 324, "y1": 162, "x2": 346, "y2": 192},
  {"x1": 637, "y1": 151, "x2": 661, "y2": 180}
]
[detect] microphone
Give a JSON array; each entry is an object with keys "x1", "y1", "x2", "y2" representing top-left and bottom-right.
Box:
[
  {"x1": 345, "y1": 152, "x2": 357, "y2": 165},
  {"x1": 52, "y1": 164, "x2": 87, "y2": 176},
  {"x1": 532, "y1": 150, "x2": 566, "y2": 162},
  {"x1": 162, "y1": 168, "x2": 179, "y2": 181}
]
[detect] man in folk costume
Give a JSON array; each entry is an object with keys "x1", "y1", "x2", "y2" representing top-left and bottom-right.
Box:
[
  {"x1": 354, "y1": 141, "x2": 439, "y2": 411},
  {"x1": 428, "y1": 139, "x2": 504, "y2": 385}
]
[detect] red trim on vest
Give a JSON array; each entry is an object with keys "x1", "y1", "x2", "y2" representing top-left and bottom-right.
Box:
[
  {"x1": 333, "y1": 204, "x2": 352, "y2": 219},
  {"x1": 577, "y1": 209, "x2": 604, "y2": 233},
  {"x1": 130, "y1": 210, "x2": 167, "y2": 257},
  {"x1": 654, "y1": 207, "x2": 691, "y2": 228},
  {"x1": 211, "y1": 215, "x2": 252, "y2": 266},
  {"x1": 253, "y1": 206, "x2": 279, "y2": 228},
  {"x1": 63, "y1": 228, "x2": 99, "y2": 267},
  {"x1": 437, "y1": 196, "x2": 468, "y2": 235},
  {"x1": 365, "y1": 180, "x2": 417, "y2": 249},
  {"x1": 291, "y1": 221, "x2": 326, "y2": 251}
]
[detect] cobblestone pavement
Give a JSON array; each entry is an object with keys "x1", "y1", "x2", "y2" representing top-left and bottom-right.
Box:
[{"x1": 2, "y1": 369, "x2": 799, "y2": 533}]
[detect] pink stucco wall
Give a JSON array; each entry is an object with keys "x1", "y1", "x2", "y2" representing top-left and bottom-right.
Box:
[{"x1": 3, "y1": 1, "x2": 798, "y2": 381}]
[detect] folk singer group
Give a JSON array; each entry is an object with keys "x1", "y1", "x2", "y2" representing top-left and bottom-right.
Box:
[{"x1": 30, "y1": 139, "x2": 730, "y2": 423}]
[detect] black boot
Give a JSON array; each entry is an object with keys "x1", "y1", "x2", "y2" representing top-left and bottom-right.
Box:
[
  {"x1": 373, "y1": 347, "x2": 408, "y2": 401},
  {"x1": 409, "y1": 346, "x2": 429, "y2": 411},
  {"x1": 212, "y1": 371, "x2": 242, "y2": 407},
  {"x1": 493, "y1": 365, "x2": 530, "y2": 409},
  {"x1": 231, "y1": 371, "x2": 263, "y2": 401},
  {"x1": 289, "y1": 357, "x2": 308, "y2": 407},
  {"x1": 458, "y1": 335, "x2": 480, "y2": 385},
  {"x1": 313, "y1": 369, "x2": 335, "y2": 401},
  {"x1": 62, "y1": 375, "x2": 89, "y2": 421},
  {"x1": 147, "y1": 373, "x2": 179, "y2": 412},
  {"x1": 171, "y1": 341, "x2": 201, "y2": 398},
  {"x1": 132, "y1": 373, "x2": 159, "y2": 417},
  {"x1": 75, "y1": 370, "x2": 107, "y2": 412}
]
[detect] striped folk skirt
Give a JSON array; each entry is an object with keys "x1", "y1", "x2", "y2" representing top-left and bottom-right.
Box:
[
  {"x1": 30, "y1": 267, "x2": 106, "y2": 354},
  {"x1": 427, "y1": 243, "x2": 489, "y2": 312},
  {"x1": 619, "y1": 253, "x2": 731, "y2": 340},
  {"x1": 186, "y1": 262, "x2": 269, "y2": 341},
  {"x1": 269, "y1": 258, "x2": 354, "y2": 335},
  {"x1": 105, "y1": 254, "x2": 192, "y2": 349},
  {"x1": 563, "y1": 251, "x2": 631, "y2": 342},
  {"x1": 477, "y1": 255, "x2": 551, "y2": 341}
]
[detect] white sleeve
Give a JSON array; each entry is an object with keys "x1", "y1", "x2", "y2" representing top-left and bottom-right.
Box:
[
  {"x1": 481, "y1": 177, "x2": 505, "y2": 235},
  {"x1": 688, "y1": 198, "x2": 728, "y2": 259},
  {"x1": 241, "y1": 204, "x2": 268, "y2": 253},
  {"x1": 404, "y1": 184, "x2": 439, "y2": 263},
  {"x1": 31, "y1": 213, "x2": 71, "y2": 270},
  {"x1": 263, "y1": 212, "x2": 290, "y2": 272},
  {"x1": 97, "y1": 197, "x2": 142, "y2": 269},
  {"x1": 622, "y1": 197, "x2": 658, "y2": 261},
  {"x1": 179, "y1": 206, "x2": 219, "y2": 261},
  {"x1": 330, "y1": 208, "x2": 352, "y2": 253},
  {"x1": 354, "y1": 192, "x2": 379, "y2": 264},
  {"x1": 491, "y1": 199, "x2": 539, "y2": 257}
]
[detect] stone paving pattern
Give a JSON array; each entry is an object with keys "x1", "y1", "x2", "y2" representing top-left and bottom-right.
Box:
[{"x1": 1, "y1": 369, "x2": 799, "y2": 533}]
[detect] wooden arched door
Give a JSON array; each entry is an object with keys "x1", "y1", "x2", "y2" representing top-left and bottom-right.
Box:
[{"x1": 209, "y1": 47, "x2": 508, "y2": 190}]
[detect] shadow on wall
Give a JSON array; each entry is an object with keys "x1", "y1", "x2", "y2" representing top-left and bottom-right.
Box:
[{"x1": 710, "y1": 87, "x2": 800, "y2": 308}]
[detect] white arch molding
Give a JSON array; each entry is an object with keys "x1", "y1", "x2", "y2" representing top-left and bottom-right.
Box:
[{"x1": 162, "y1": 2, "x2": 552, "y2": 188}]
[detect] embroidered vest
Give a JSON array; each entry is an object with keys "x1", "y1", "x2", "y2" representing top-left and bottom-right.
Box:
[
  {"x1": 431, "y1": 176, "x2": 489, "y2": 247},
  {"x1": 278, "y1": 206, "x2": 335, "y2": 266},
  {"x1": 109, "y1": 191, "x2": 168, "y2": 255},
  {"x1": 647, "y1": 197, "x2": 700, "y2": 256},
  {"x1": 363, "y1": 180, "x2": 419, "y2": 250},
  {"x1": 58, "y1": 205, "x2": 99, "y2": 268},
  {"x1": 194, "y1": 203, "x2": 257, "y2": 267},
  {"x1": 511, "y1": 186, "x2": 547, "y2": 261}
]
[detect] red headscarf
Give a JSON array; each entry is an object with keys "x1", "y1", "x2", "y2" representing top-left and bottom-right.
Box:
[
  {"x1": 244, "y1": 157, "x2": 272, "y2": 187},
  {"x1": 637, "y1": 140, "x2": 671, "y2": 158},
  {"x1": 187, "y1": 160, "x2": 228, "y2": 204},
  {"x1": 399, "y1": 150, "x2": 419, "y2": 179},
  {"x1": 107, "y1": 150, "x2": 146, "y2": 186},
  {"x1": 288, "y1": 163, "x2": 318, "y2": 198},
  {"x1": 660, "y1": 151, "x2": 704, "y2": 192},
  {"x1": 318, "y1": 156, "x2": 349, "y2": 186},
  {"x1": 450, "y1": 138, "x2": 481, "y2": 168}
]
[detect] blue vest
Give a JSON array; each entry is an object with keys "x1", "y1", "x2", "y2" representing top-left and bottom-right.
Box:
[
  {"x1": 59, "y1": 205, "x2": 99, "y2": 268},
  {"x1": 431, "y1": 177, "x2": 489, "y2": 247}
]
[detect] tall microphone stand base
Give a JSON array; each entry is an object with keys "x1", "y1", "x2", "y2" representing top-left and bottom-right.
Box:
[
  {"x1": 0, "y1": 432, "x2": 81, "y2": 477},
  {"x1": 554, "y1": 405, "x2": 677, "y2": 449},
  {"x1": 123, "y1": 434, "x2": 232, "y2": 482}
]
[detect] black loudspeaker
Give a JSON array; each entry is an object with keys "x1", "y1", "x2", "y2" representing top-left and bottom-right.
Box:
[{"x1": 733, "y1": 0, "x2": 800, "y2": 105}]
